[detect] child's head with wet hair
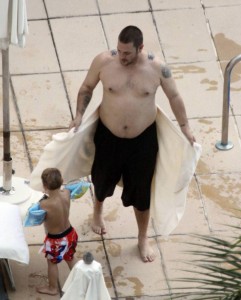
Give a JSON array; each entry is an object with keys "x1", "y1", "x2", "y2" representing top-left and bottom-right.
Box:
[
  {"x1": 41, "y1": 168, "x2": 63, "y2": 190},
  {"x1": 83, "y1": 252, "x2": 94, "y2": 264}
]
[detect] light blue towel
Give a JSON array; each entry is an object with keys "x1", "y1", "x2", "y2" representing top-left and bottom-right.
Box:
[
  {"x1": 65, "y1": 180, "x2": 91, "y2": 200},
  {"x1": 23, "y1": 200, "x2": 46, "y2": 227}
]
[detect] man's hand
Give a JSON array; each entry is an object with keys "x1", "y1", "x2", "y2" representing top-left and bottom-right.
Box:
[
  {"x1": 69, "y1": 115, "x2": 82, "y2": 132},
  {"x1": 180, "y1": 125, "x2": 196, "y2": 146}
]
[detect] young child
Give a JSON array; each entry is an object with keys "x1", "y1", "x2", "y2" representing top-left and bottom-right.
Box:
[{"x1": 36, "y1": 168, "x2": 78, "y2": 296}]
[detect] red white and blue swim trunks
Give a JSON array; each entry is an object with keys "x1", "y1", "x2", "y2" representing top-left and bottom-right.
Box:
[{"x1": 41, "y1": 226, "x2": 78, "y2": 264}]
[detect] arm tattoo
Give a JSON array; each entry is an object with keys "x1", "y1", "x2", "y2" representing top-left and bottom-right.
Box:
[
  {"x1": 81, "y1": 95, "x2": 91, "y2": 114},
  {"x1": 161, "y1": 64, "x2": 172, "y2": 78}
]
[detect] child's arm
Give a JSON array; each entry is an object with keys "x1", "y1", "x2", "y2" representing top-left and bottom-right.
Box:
[{"x1": 23, "y1": 195, "x2": 47, "y2": 227}]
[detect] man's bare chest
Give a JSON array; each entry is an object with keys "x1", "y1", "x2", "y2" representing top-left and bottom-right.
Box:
[{"x1": 100, "y1": 69, "x2": 159, "y2": 96}]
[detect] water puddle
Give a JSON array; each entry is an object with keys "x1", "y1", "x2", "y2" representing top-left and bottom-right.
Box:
[
  {"x1": 214, "y1": 33, "x2": 241, "y2": 61},
  {"x1": 107, "y1": 241, "x2": 122, "y2": 257},
  {"x1": 200, "y1": 78, "x2": 218, "y2": 91},
  {"x1": 126, "y1": 277, "x2": 143, "y2": 295},
  {"x1": 105, "y1": 208, "x2": 118, "y2": 222},
  {"x1": 172, "y1": 65, "x2": 206, "y2": 75},
  {"x1": 200, "y1": 174, "x2": 241, "y2": 218},
  {"x1": 113, "y1": 265, "x2": 124, "y2": 277}
]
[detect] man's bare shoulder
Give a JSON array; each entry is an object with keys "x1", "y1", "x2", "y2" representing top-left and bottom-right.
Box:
[
  {"x1": 142, "y1": 51, "x2": 170, "y2": 77},
  {"x1": 89, "y1": 51, "x2": 116, "y2": 73},
  {"x1": 94, "y1": 50, "x2": 117, "y2": 64},
  {"x1": 145, "y1": 52, "x2": 172, "y2": 79}
]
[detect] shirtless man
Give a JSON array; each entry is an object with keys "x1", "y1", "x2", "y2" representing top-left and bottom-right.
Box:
[
  {"x1": 70, "y1": 26, "x2": 195, "y2": 263},
  {"x1": 37, "y1": 168, "x2": 78, "y2": 295}
]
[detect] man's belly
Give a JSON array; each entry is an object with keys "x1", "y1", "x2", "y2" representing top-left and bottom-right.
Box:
[{"x1": 99, "y1": 107, "x2": 157, "y2": 138}]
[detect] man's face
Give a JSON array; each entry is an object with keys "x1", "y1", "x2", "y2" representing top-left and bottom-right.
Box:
[{"x1": 117, "y1": 41, "x2": 140, "y2": 66}]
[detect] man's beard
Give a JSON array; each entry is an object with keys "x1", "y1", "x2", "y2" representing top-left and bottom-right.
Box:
[
  {"x1": 120, "y1": 59, "x2": 130, "y2": 65},
  {"x1": 120, "y1": 55, "x2": 137, "y2": 66}
]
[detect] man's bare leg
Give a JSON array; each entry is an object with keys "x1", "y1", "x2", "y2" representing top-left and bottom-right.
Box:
[
  {"x1": 92, "y1": 198, "x2": 107, "y2": 235},
  {"x1": 36, "y1": 260, "x2": 58, "y2": 295},
  {"x1": 133, "y1": 207, "x2": 155, "y2": 263}
]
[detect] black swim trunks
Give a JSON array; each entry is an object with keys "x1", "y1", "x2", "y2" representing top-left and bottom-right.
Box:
[{"x1": 91, "y1": 119, "x2": 158, "y2": 211}]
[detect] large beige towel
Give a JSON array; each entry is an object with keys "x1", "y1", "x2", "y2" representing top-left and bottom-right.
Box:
[
  {"x1": 30, "y1": 101, "x2": 201, "y2": 236},
  {"x1": 151, "y1": 108, "x2": 201, "y2": 235}
]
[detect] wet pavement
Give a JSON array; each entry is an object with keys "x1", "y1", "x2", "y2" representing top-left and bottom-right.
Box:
[{"x1": 1, "y1": 0, "x2": 241, "y2": 299}]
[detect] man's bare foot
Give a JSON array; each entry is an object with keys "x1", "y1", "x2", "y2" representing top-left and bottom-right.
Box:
[
  {"x1": 138, "y1": 237, "x2": 155, "y2": 263},
  {"x1": 36, "y1": 286, "x2": 58, "y2": 295},
  {"x1": 91, "y1": 213, "x2": 107, "y2": 235},
  {"x1": 92, "y1": 199, "x2": 106, "y2": 235}
]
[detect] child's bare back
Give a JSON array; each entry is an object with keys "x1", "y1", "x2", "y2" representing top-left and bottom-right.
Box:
[{"x1": 40, "y1": 188, "x2": 71, "y2": 235}]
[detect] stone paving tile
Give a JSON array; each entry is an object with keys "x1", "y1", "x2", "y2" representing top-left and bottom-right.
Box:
[
  {"x1": 154, "y1": 8, "x2": 217, "y2": 63},
  {"x1": 206, "y1": 5, "x2": 241, "y2": 62},
  {"x1": 23, "y1": 223, "x2": 46, "y2": 246},
  {"x1": 50, "y1": 16, "x2": 107, "y2": 71},
  {"x1": 197, "y1": 173, "x2": 241, "y2": 232},
  {"x1": 105, "y1": 238, "x2": 166, "y2": 298},
  {"x1": 158, "y1": 234, "x2": 211, "y2": 293},
  {"x1": 11, "y1": 73, "x2": 71, "y2": 130},
  {"x1": 235, "y1": 116, "x2": 241, "y2": 137},
  {"x1": 191, "y1": 117, "x2": 241, "y2": 174},
  {"x1": 26, "y1": 0, "x2": 47, "y2": 20},
  {"x1": 45, "y1": 0, "x2": 99, "y2": 17},
  {"x1": 9, "y1": 21, "x2": 60, "y2": 74},
  {"x1": 151, "y1": 0, "x2": 202, "y2": 9},
  {"x1": 203, "y1": 0, "x2": 241, "y2": 7},
  {"x1": 98, "y1": 0, "x2": 150, "y2": 14}
]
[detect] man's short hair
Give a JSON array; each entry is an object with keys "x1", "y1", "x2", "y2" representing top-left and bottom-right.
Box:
[{"x1": 118, "y1": 25, "x2": 143, "y2": 49}]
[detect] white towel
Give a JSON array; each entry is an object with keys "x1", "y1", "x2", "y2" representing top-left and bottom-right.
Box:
[
  {"x1": 150, "y1": 108, "x2": 202, "y2": 236},
  {"x1": 0, "y1": 202, "x2": 29, "y2": 264},
  {"x1": 61, "y1": 260, "x2": 111, "y2": 300},
  {"x1": 0, "y1": 0, "x2": 28, "y2": 50},
  {"x1": 30, "y1": 100, "x2": 201, "y2": 236}
]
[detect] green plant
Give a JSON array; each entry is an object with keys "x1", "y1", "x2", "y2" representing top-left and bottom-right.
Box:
[{"x1": 167, "y1": 232, "x2": 241, "y2": 300}]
